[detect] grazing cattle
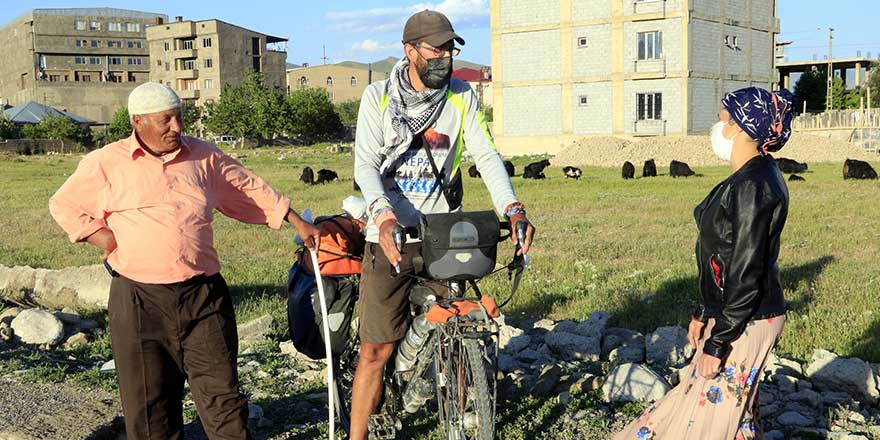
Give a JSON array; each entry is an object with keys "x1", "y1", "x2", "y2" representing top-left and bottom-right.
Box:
[
  {"x1": 622, "y1": 161, "x2": 635, "y2": 180},
  {"x1": 503, "y1": 160, "x2": 516, "y2": 177},
  {"x1": 315, "y1": 169, "x2": 339, "y2": 184},
  {"x1": 670, "y1": 160, "x2": 696, "y2": 178},
  {"x1": 789, "y1": 174, "x2": 806, "y2": 182},
  {"x1": 300, "y1": 167, "x2": 314, "y2": 185},
  {"x1": 468, "y1": 165, "x2": 481, "y2": 178},
  {"x1": 776, "y1": 157, "x2": 808, "y2": 174},
  {"x1": 643, "y1": 159, "x2": 657, "y2": 178},
  {"x1": 843, "y1": 159, "x2": 878, "y2": 180},
  {"x1": 563, "y1": 166, "x2": 582, "y2": 180},
  {"x1": 523, "y1": 159, "x2": 551, "y2": 180}
]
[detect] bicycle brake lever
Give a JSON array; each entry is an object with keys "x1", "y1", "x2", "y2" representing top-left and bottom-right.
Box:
[
  {"x1": 515, "y1": 221, "x2": 530, "y2": 267},
  {"x1": 392, "y1": 224, "x2": 406, "y2": 274}
]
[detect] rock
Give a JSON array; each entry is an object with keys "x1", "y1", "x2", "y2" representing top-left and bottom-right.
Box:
[
  {"x1": 544, "y1": 331, "x2": 601, "y2": 361},
  {"x1": 820, "y1": 391, "x2": 855, "y2": 407},
  {"x1": 100, "y1": 359, "x2": 116, "y2": 373},
  {"x1": 569, "y1": 374, "x2": 600, "y2": 395},
  {"x1": 248, "y1": 403, "x2": 264, "y2": 420},
  {"x1": 531, "y1": 319, "x2": 556, "y2": 332},
  {"x1": 0, "y1": 326, "x2": 13, "y2": 342},
  {"x1": 602, "y1": 363, "x2": 671, "y2": 403},
  {"x1": 557, "y1": 391, "x2": 572, "y2": 405},
  {"x1": 828, "y1": 433, "x2": 867, "y2": 440},
  {"x1": 257, "y1": 417, "x2": 274, "y2": 428},
  {"x1": 499, "y1": 324, "x2": 531, "y2": 354},
  {"x1": 237, "y1": 314, "x2": 274, "y2": 347},
  {"x1": 10, "y1": 308, "x2": 65, "y2": 345},
  {"x1": 553, "y1": 320, "x2": 578, "y2": 334},
  {"x1": 786, "y1": 389, "x2": 820, "y2": 408},
  {"x1": 601, "y1": 328, "x2": 644, "y2": 359},
  {"x1": 760, "y1": 403, "x2": 781, "y2": 417},
  {"x1": 776, "y1": 410, "x2": 815, "y2": 427},
  {"x1": 764, "y1": 430, "x2": 785, "y2": 440},
  {"x1": 498, "y1": 354, "x2": 519, "y2": 373},
  {"x1": 765, "y1": 353, "x2": 805, "y2": 378},
  {"x1": 759, "y1": 388, "x2": 777, "y2": 406},
  {"x1": 63, "y1": 331, "x2": 90, "y2": 349},
  {"x1": 806, "y1": 349, "x2": 879, "y2": 405},
  {"x1": 645, "y1": 326, "x2": 693, "y2": 370},
  {"x1": 846, "y1": 411, "x2": 866, "y2": 424},
  {"x1": 0, "y1": 264, "x2": 112, "y2": 310},
  {"x1": 796, "y1": 379, "x2": 814, "y2": 391},
  {"x1": 0, "y1": 306, "x2": 22, "y2": 325},
  {"x1": 79, "y1": 319, "x2": 100, "y2": 330},
  {"x1": 573, "y1": 311, "x2": 609, "y2": 338},
  {"x1": 530, "y1": 364, "x2": 564, "y2": 397},
  {"x1": 609, "y1": 344, "x2": 645, "y2": 366},
  {"x1": 771, "y1": 373, "x2": 798, "y2": 393},
  {"x1": 55, "y1": 307, "x2": 82, "y2": 326},
  {"x1": 516, "y1": 347, "x2": 552, "y2": 364}
]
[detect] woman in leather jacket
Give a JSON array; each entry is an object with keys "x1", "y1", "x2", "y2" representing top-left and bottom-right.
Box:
[{"x1": 615, "y1": 87, "x2": 795, "y2": 440}]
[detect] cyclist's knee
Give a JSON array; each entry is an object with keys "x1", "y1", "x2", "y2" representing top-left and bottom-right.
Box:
[{"x1": 359, "y1": 342, "x2": 395, "y2": 365}]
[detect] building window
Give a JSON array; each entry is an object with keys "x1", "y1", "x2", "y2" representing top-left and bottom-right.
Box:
[
  {"x1": 579, "y1": 95, "x2": 589, "y2": 106},
  {"x1": 577, "y1": 36, "x2": 589, "y2": 48},
  {"x1": 76, "y1": 39, "x2": 87, "y2": 47},
  {"x1": 165, "y1": 63, "x2": 170, "y2": 71},
  {"x1": 164, "y1": 41, "x2": 170, "y2": 51},
  {"x1": 128, "y1": 72, "x2": 136, "y2": 82},
  {"x1": 89, "y1": 21, "x2": 101, "y2": 31},
  {"x1": 81, "y1": 74, "x2": 92, "y2": 82},
  {"x1": 202, "y1": 38, "x2": 212, "y2": 48},
  {"x1": 637, "y1": 31, "x2": 663, "y2": 60},
  {"x1": 74, "y1": 20, "x2": 86, "y2": 30},
  {"x1": 49, "y1": 75, "x2": 61, "y2": 82},
  {"x1": 724, "y1": 35, "x2": 740, "y2": 49},
  {"x1": 326, "y1": 76, "x2": 333, "y2": 86},
  {"x1": 300, "y1": 76, "x2": 308, "y2": 86},
  {"x1": 74, "y1": 56, "x2": 86, "y2": 64},
  {"x1": 89, "y1": 57, "x2": 101, "y2": 65},
  {"x1": 91, "y1": 40, "x2": 99, "y2": 48},
  {"x1": 329, "y1": 92, "x2": 334, "y2": 100},
  {"x1": 108, "y1": 22, "x2": 122, "y2": 32},
  {"x1": 125, "y1": 22, "x2": 141, "y2": 33},
  {"x1": 204, "y1": 58, "x2": 213, "y2": 68},
  {"x1": 181, "y1": 40, "x2": 194, "y2": 50},
  {"x1": 183, "y1": 79, "x2": 197, "y2": 90},
  {"x1": 109, "y1": 57, "x2": 122, "y2": 65},
  {"x1": 350, "y1": 76, "x2": 357, "y2": 86},
  {"x1": 637, "y1": 93, "x2": 662, "y2": 121},
  {"x1": 182, "y1": 60, "x2": 195, "y2": 70},
  {"x1": 157, "y1": 60, "x2": 162, "y2": 66},
  {"x1": 127, "y1": 41, "x2": 143, "y2": 49},
  {"x1": 128, "y1": 58, "x2": 142, "y2": 65},
  {"x1": 205, "y1": 79, "x2": 215, "y2": 89}
]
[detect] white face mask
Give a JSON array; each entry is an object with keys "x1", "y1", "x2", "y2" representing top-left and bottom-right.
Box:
[{"x1": 710, "y1": 121, "x2": 738, "y2": 161}]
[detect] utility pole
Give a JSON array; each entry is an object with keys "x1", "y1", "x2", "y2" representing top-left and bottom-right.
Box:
[
  {"x1": 826, "y1": 27, "x2": 834, "y2": 111},
  {"x1": 321, "y1": 45, "x2": 329, "y2": 65}
]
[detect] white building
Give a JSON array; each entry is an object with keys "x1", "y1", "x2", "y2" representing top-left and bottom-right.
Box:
[{"x1": 490, "y1": 0, "x2": 780, "y2": 155}]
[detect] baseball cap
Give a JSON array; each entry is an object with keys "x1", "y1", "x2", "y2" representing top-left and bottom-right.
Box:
[{"x1": 402, "y1": 10, "x2": 465, "y2": 47}]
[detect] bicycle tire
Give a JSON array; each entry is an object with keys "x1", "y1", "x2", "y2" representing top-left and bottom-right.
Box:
[
  {"x1": 334, "y1": 316, "x2": 360, "y2": 436},
  {"x1": 463, "y1": 338, "x2": 495, "y2": 440}
]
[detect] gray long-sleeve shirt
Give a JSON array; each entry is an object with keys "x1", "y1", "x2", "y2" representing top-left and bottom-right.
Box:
[{"x1": 354, "y1": 78, "x2": 518, "y2": 243}]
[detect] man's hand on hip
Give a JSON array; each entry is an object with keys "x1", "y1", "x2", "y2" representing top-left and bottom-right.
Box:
[
  {"x1": 378, "y1": 219, "x2": 402, "y2": 267},
  {"x1": 507, "y1": 213, "x2": 535, "y2": 255},
  {"x1": 85, "y1": 228, "x2": 118, "y2": 260}
]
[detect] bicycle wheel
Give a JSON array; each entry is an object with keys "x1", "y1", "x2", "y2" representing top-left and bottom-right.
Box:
[
  {"x1": 333, "y1": 316, "x2": 360, "y2": 436},
  {"x1": 436, "y1": 337, "x2": 496, "y2": 440},
  {"x1": 462, "y1": 338, "x2": 495, "y2": 440}
]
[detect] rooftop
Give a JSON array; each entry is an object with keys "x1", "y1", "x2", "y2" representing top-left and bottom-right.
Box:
[{"x1": 32, "y1": 7, "x2": 167, "y2": 20}]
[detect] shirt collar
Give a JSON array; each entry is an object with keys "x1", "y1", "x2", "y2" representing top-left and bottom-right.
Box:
[{"x1": 126, "y1": 130, "x2": 190, "y2": 162}]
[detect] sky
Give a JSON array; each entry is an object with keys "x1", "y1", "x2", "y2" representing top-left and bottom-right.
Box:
[{"x1": 0, "y1": 0, "x2": 877, "y2": 67}]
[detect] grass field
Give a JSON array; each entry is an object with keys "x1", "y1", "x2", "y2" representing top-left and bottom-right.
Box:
[{"x1": 1, "y1": 145, "x2": 879, "y2": 364}]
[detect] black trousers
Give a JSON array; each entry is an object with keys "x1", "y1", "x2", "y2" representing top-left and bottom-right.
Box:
[{"x1": 108, "y1": 272, "x2": 251, "y2": 440}]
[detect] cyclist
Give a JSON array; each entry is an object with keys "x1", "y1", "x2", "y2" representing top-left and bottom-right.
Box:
[{"x1": 351, "y1": 9, "x2": 535, "y2": 440}]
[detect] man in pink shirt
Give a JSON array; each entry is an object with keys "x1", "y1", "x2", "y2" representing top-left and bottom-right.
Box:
[{"x1": 49, "y1": 82, "x2": 319, "y2": 440}]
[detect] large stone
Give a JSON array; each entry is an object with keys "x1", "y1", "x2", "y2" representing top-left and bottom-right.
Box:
[
  {"x1": 602, "y1": 363, "x2": 671, "y2": 403},
  {"x1": 0, "y1": 264, "x2": 111, "y2": 310},
  {"x1": 776, "y1": 410, "x2": 815, "y2": 427},
  {"x1": 499, "y1": 323, "x2": 531, "y2": 354},
  {"x1": 573, "y1": 311, "x2": 609, "y2": 338},
  {"x1": 238, "y1": 314, "x2": 274, "y2": 347},
  {"x1": 54, "y1": 307, "x2": 82, "y2": 326},
  {"x1": 530, "y1": 364, "x2": 564, "y2": 397},
  {"x1": 544, "y1": 331, "x2": 601, "y2": 361},
  {"x1": 645, "y1": 326, "x2": 693, "y2": 370},
  {"x1": 10, "y1": 309, "x2": 64, "y2": 346},
  {"x1": 765, "y1": 353, "x2": 805, "y2": 378},
  {"x1": 63, "y1": 332, "x2": 90, "y2": 349},
  {"x1": 602, "y1": 327, "x2": 643, "y2": 358},
  {"x1": 0, "y1": 307, "x2": 22, "y2": 326},
  {"x1": 806, "y1": 349, "x2": 879, "y2": 405}
]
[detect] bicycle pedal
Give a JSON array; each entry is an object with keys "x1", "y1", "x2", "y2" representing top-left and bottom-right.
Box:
[{"x1": 368, "y1": 413, "x2": 398, "y2": 440}]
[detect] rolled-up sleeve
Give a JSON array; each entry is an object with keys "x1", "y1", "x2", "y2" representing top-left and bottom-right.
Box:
[
  {"x1": 49, "y1": 152, "x2": 109, "y2": 243},
  {"x1": 213, "y1": 152, "x2": 291, "y2": 229}
]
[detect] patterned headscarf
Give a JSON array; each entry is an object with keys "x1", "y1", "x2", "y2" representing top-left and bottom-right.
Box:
[{"x1": 721, "y1": 87, "x2": 795, "y2": 153}]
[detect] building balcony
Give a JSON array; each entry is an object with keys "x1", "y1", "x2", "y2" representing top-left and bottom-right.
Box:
[
  {"x1": 177, "y1": 69, "x2": 199, "y2": 79},
  {"x1": 178, "y1": 89, "x2": 199, "y2": 99},
  {"x1": 171, "y1": 48, "x2": 197, "y2": 59},
  {"x1": 632, "y1": 119, "x2": 667, "y2": 136}
]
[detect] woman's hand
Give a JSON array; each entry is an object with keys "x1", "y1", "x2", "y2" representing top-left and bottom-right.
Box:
[
  {"x1": 688, "y1": 319, "x2": 706, "y2": 350},
  {"x1": 699, "y1": 353, "x2": 723, "y2": 379}
]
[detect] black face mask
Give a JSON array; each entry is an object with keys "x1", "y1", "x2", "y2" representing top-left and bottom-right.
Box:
[{"x1": 417, "y1": 54, "x2": 453, "y2": 89}]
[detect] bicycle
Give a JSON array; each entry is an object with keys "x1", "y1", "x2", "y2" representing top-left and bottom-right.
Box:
[{"x1": 330, "y1": 212, "x2": 528, "y2": 440}]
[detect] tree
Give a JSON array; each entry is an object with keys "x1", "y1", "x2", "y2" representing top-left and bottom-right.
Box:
[
  {"x1": 100, "y1": 107, "x2": 132, "y2": 144},
  {"x1": 285, "y1": 87, "x2": 343, "y2": 141},
  {"x1": 866, "y1": 63, "x2": 880, "y2": 108},
  {"x1": 23, "y1": 116, "x2": 82, "y2": 153},
  {"x1": 0, "y1": 114, "x2": 20, "y2": 140},
  {"x1": 483, "y1": 105, "x2": 493, "y2": 122},
  {"x1": 830, "y1": 76, "x2": 848, "y2": 110},
  {"x1": 793, "y1": 68, "x2": 827, "y2": 112},
  {"x1": 202, "y1": 70, "x2": 286, "y2": 147},
  {"x1": 335, "y1": 99, "x2": 360, "y2": 128},
  {"x1": 181, "y1": 101, "x2": 202, "y2": 135}
]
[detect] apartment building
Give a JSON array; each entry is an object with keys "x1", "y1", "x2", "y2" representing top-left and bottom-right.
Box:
[{"x1": 286, "y1": 63, "x2": 389, "y2": 103}]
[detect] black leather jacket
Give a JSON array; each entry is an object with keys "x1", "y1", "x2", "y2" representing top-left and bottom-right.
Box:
[{"x1": 693, "y1": 155, "x2": 788, "y2": 359}]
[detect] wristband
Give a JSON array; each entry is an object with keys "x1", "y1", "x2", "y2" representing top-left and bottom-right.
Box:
[{"x1": 504, "y1": 202, "x2": 526, "y2": 219}]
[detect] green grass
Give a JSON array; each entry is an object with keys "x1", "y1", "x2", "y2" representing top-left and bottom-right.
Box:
[{"x1": 1, "y1": 146, "x2": 879, "y2": 437}]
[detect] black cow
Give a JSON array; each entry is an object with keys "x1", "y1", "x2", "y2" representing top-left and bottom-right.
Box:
[
  {"x1": 789, "y1": 174, "x2": 806, "y2": 182},
  {"x1": 503, "y1": 160, "x2": 516, "y2": 177},
  {"x1": 843, "y1": 159, "x2": 878, "y2": 180},
  {"x1": 776, "y1": 157, "x2": 808, "y2": 174},
  {"x1": 563, "y1": 166, "x2": 582, "y2": 180},
  {"x1": 468, "y1": 165, "x2": 481, "y2": 178},
  {"x1": 643, "y1": 159, "x2": 657, "y2": 178},
  {"x1": 315, "y1": 169, "x2": 339, "y2": 184},
  {"x1": 523, "y1": 159, "x2": 551, "y2": 180},
  {"x1": 670, "y1": 160, "x2": 696, "y2": 178},
  {"x1": 300, "y1": 167, "x2": 315, "y2": 184},
  {"x1": 622, "y1": 161, "x2": 635, "y2": 180}
]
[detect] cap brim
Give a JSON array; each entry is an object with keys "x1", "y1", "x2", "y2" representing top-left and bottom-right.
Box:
[{"x1": 422, "y1": 31, "x2": 465, "y2": 47}]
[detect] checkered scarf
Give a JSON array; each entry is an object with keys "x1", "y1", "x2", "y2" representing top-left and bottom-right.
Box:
[
  {"x1": 722, "y1": 87, "x2": 795, "y2": 154},
  {"x1": 379, "y1": 58, "x2": 448, "y2": 173}
]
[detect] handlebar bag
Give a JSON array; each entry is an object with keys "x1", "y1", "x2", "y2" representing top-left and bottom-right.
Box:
[{"x1": 419, "y1": 210, "x2": 500, "y2": 281}]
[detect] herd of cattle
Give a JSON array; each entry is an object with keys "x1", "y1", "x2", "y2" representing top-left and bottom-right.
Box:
[{"x1": 298, "y1": 157, "x2": 878, "y2": 189}]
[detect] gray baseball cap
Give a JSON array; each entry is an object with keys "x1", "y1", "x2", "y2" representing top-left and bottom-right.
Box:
[{"x1": 402, "y1": 10, "x2": 465, "y2": 47}]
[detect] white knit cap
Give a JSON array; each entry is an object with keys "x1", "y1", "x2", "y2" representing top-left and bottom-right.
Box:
[{"x1": 128, "y1": 82, "x2": 181, "y2": 116}]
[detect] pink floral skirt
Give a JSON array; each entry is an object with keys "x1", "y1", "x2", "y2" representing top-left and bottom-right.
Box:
[{"x1": 613, "y1": 316, "x2": 785, "y2": 440}]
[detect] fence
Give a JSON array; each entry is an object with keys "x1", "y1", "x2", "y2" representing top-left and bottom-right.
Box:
[
  {"x1": 0, "y1": 139, "x2": 86, "y2": 155},
  {"x1": 793, "y1": 109, "x2": 880, "y2": 131}
]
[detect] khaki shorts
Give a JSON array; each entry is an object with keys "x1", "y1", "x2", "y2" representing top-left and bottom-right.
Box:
[{"x1": 359, "y1": 242, "x2": 444, "y2": 344}]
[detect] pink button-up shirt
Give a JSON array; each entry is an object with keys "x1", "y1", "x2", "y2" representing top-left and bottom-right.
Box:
[{"x1": 49, "y1": 132, "x2": 291, "y2": 284}]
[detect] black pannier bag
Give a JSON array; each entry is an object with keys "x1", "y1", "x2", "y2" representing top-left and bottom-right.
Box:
[{"x1": 418, "y1": 210, "x2": 500, "y2": 281}]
